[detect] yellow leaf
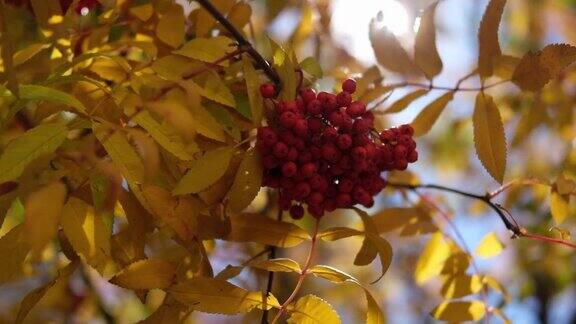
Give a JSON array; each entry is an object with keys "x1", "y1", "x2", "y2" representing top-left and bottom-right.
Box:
[
  {"x1": 354, "y1": 237, "x2": 378, "y2": 266},
  {"x1": 227, "y1": 1, "x2": 252, "y2": 31},
  {"x1": 0, "y1": 225, "x2": 29, "y2": 284},
  {"x1": 372, "y1": 207, "x2": 417, "y2": 233},
  {"x1": 353, "y1": 208, "x2": 393, "y2": 282},
  {"x1": 110, "y1": 258, "x2": 176, "y2": 290},
  {"x1": 411, "y1": 91, "x2": 454, "y2": 136},
  {"x1": 133, "y1": 110, "x2": 193, "y2": 161},
  {"x1": 93, "y1": 122, "x2": 146, "y2": 185},
  {"x1": 173, "y1": 147, "x2": 235, "y2": 195},
  {"x1": 215, "y1": 265, "x2": 245, "y2": 280},
  {"x1": 475, "y1": 232, "x2": 504, "y2": 258},
  {"x1": 89, "y1": 58, "x2": 128, "y2": 83},
  {"x1": 15, "y1": 261, "x2": 77, "y2": 324},
  {"x1": 414, "y1": 2, "x2": 443, "y2": 79},
  {"x1": 494, "y1": 55, "x2": 520, "y2": 80},
  {"x1": 441, "y1": 252, "x2": 470, "y2": 276},
  {"x1": 194, "y1": 0, "x2": 234, "y2": 37},
  {"x1": 168, "y1": 277, "x2": 279, "y2": 314},
  {"x1": 431, "y1": 301, "x2": 486, "y2": 322},
  {"x1": 384, "y1": 89, "x2": 429, "y2": 114},
  {"x1": 441, "y1": 274, "x2": 483, "y2": 298},
  {"x1": 61, "y1": 197, "x2": 110, "y2": 266},
  {"x1": 174, "y1": 37, "x2": 235, "y2": 65},
  {"x1": 250, "y1": 258, "x2": 302, "y2": 273},
  {"x1": 290, "y1": 4, "x2": 313, "y2": 47},
  {"x1": 242, "y1": 55, "x2": 264, "y2": 126},
  {"x1": 288, "y1": 294, "x2": 341, "y2": 324},
  {"x1": 226, "y1": 213, "x2": 310, "y2": 247},
  {"x1": 13, "y1": 43, "x2": 50, "y2": 66},
  {"x1": 369, "y1": 17, "x2": 419, "y2": 75},
  {"x1": 141, "y1": 186, "x2": 198, "y2": 243},
  {"x1": 483, "y1": 276, "x2": 510, "y2": 302},
  {"x1": 130, "y1": 4, "x2": 153, "y2": 21},
  {"x1": 318, "y1": 227, "x2": 363, "y2": 241},
  {"x1": 188, "y1": 72, "x2": 236, "y2": 107},
  {"x1": 156, "y1": 4, "x2": 185, "y2": 48},
  {"x1": 550, "y1": 188, "x2": 570, "y2": 225},
  {"x1": 415, "y1": 232, "x2": 451, "y2": 284},
  {"x1": 358, "y1": 85, "x2": 393, "y2": 105},
  {"x1": 512, "y1": 43, "x2": 576, "y2": 91},
  {"x1": 20, "y1": 84, "x2": 86, "y2": 113},
  {"x1": 23, "y1": 181, "x2": 67, "y2": 253},
  {"x1": 0, "y1": 122, "x2": 68, "y2": 182},
  {"x1": 309, "y1": 266, "x2": 385, "y2": 324},
  {"x1": 477, "y1": 0, "x2": 506, "y2": 78},
  {"x1": 555, "y1": 173, "x2": 575, "y2": 195},
  {"x1": 227, "y1": 148, "x2": 263, "y2": 213},
  {"x1": 473, "y1": 93, "x2": 507, "y2": 183}
]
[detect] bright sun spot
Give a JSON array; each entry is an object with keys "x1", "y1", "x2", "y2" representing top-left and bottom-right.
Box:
[{"x1": 332, "y1": 0, "x2": 411, "y2": 64}]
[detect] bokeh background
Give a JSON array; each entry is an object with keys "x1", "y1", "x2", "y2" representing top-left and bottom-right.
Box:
[{"x1": 1, "y1": 0, "x2": 575, "y2": 323}]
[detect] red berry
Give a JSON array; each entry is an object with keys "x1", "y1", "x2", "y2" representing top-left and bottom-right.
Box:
[
  {"x1": 279, "y1": 195, "x2": 292, "y2": 210},
  {"x1": 399, "y1": 124, "x2": 414, "y2": 136},
  {"x1": 323, "y1": 127, "x2": 339, "y2": 142},
  {"x1": 282, "y1": 162, "x2": 297, "y2": 177},
  {"x1": 393, "y1": 145, "x2": 407, "y2": 159},
  {"x1": 328, "y1": 110, "x2": 345, "y2": 127},
  {"x1": 407, "y1": 150, "x2": 418, "y2": 163},
  {"x1": 336, "y1": 134, "x2": 352, "y2": 150},
  {"x1": 336, "y1": 91, "x2": 352, "y2": 107},
  {"x1": 260, "y1": 83, "x2": 276, "y2": 98},
  {"x1": 307, "y1": 99, "x2": 323, "y2": 115},
  {"x1": 263, "y1": 155, "x2": 279, "y2": 169},
  {"x1": 352, "y1": 118, "x2": 371, "y2": 134},
  {"x1": 308, "y1": 192, "x2": 324, "y2": 206},
  {"x1": 308, "y1": 118, "x2": 324, "y2": 134},
  {"x1": 342, "y1": 79, "x2": 357, "y2": 93},
  {"x1": 258, "y1": 127, "x2": 278, "y2": 146},
  {"x1": 351, "y1": 146, "x2": 367, "y2": 161},
  {"x1": 322, "y1": 143, "x2": 341, "y2": 162},
  {"x1": 281, "y1": 177, "x2": 296, "y2": 189},
  {"x1": 294, "y1": 182, "x2": 311, "y2": 199},
  {"x1": 346, "y1": 101, "x2": 366, "y2": 117},
  {"x1": 338, "y1": 178, "x2": 354, "y2": 193},
  {"x1": 280, "y1": 111, "x2": 297, "y2": 128},
  {"x1": 336, "y1": 193, "x2": 352, "y2": 207},
  {"x1": 323, "y1": 94, "x2": 338, "y2": 113},
  {"x1": 300, "y1": 88, "x2": 316, "y2": 103},
  {"x1": 308, "y1": 205, "x2": 324, "y2": 218},
  {"x1": 293, "y1": 119, "x2": 308, "y2": 137},
  {"x1": 273, "y1": 142, "x2": 289, "y2": 158},
  {"x1": 289, "y1": 205, "x2": 304, "y2": 219},
  {"x1": 301, "y1": 163, "x2": 318, "y2": 178},
  {"x1": 299, "y1": 151, "x2": 313, "y2": 163},
  {"x1": 287, "y1": 147, "x2": 299, "y2": 161},
  {"x1": 393, "y1": 158, "x2": 408, "y2": 170}
]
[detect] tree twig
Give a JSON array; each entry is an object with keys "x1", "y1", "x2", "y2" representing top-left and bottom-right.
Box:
[
  {"x1": 261, "y1": 208, "x2": 283, "y2": 324},
  {"x1": 387, "y1": 181, "x2": 576, "y2": 250},
  {"x1": 194, "y1": 0, "x2": 280, "y2": 86}
]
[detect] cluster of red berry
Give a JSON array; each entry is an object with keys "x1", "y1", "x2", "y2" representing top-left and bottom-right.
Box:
[{"x1": 256, "y1": 79, "x2": 418, "y2": 219}]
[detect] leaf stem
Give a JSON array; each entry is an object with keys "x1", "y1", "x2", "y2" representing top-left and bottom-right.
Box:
[
  {"x1": 194, "y1": 0, "x2": 280, "y2": 86},
  {"x1": 271, "y1": 218, "x2": 320, "y2": 324}
]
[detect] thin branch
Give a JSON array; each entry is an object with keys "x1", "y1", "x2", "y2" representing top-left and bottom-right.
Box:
[
  {"x1": 387, "y1": 181, "x2": 576, "y2": 250},
  {"x1": 194, "y1": 0, "x2": 280, "y2": 86},
  {"x1": 272, "y1": 218, "x2": 320, "y2": 324},
  {"x1": 385, "y1": 79, "x2": 509, "y2": 92},
  {"x1": 261, "y1": 208, "x2": 283, "y2": 324}
]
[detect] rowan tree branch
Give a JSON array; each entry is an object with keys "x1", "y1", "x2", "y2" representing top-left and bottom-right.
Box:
[
  {"x1": 387, "y1": 181, "x2": 576, "y2": 250},
  {"x1": 261, "y1": 208, "x2": 283, "y2": 324},
  {"x1": 194, "y1": 0, "x2": 281, "y2": 86}
]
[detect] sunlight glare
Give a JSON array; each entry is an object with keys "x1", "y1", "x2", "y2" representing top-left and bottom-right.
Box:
[{"x1": 332, "y1": 0, "x2": 410, "y2": 64}]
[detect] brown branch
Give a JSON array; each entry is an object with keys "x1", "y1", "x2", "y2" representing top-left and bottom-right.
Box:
[
  {"x1": 261, "y1": 208, "x2": 283, "y2": 324},
  {"x1": 194, "y1": 0, "x2": 280, "y2": 86},
  {"x1": 386, "y1": 79, "x2": 509, "y2": 93},
  {"x1": 387, "y1": 181, "x2": 576, "y2": 250}
]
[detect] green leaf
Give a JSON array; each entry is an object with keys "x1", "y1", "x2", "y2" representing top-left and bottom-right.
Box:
[
  {"x1": 475, "y1": 231, "x2": 504, "y2": 258},
  {"x1": 430, "y1": 301, "x2": 486, "y2": 322},
  {"x1": 414, "y1": 2, "x2": 443, "y2": 79},
  {"x1": 168, "y1": 277, "x2": 280, "y2": 314},
  {"x1": 173, "y1": 146, "x2": 235, "y2": 195},
  {"x1": 415, "y1": 232, "x2": 451, "y2": 284},
  {"x1": 411, "y1": 91, "x2": 454, "y2": 136},
  {"x1": 226, "y1": 148, "x2": 263, "y2": 213},
  {"x1": 300, "y1": 57, "x2": 323, "y2": 79},
  {"x1": 226, "y1": 213, "x2": 310, "y2": 247},
  {"x1": 250, "y1": 258, "x2": 302, "y2": 273},
  {"x1": 473, "y1": 92, "x2": 507, "y2": 183},
  {"x1": 477, "y1": 0, "x2": 506, "y2": 78},
  {"x1": 0, "y1": 122, "x2": 68, "y2": 182},
  {"x1": 174, "y1": 36, "x2": 235, "y2": 64},
  {"x1": 242, "y1": 55, "x2": 264, "y2": 126},
  {"x1": 19, "y1": 84, "x2": 86, "y2": 113},
  {"x1": 288, "y1": 294, "x2": 340, "y2": 324}
]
